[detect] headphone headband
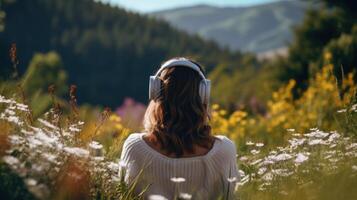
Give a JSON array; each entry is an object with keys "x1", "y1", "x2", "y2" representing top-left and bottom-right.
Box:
[
  {"x1": 154, "y1": 57, "x2": 206, "y2": 80},
  {"x1": 149, "y1": 57, "x2": 210, "y2": 104}
]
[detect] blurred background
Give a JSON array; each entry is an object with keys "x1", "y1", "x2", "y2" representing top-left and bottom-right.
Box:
[
  {"x1": 1, "y1": 1, "x2": 357, "y2": 199},
  {"x1": 0, "y1": 0, "x2": 356, "y2": 128}
]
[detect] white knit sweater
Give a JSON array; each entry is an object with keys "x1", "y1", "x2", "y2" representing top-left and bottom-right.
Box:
[{"x1": 119, "y1": 133, "x2": 239, "y2": 200}]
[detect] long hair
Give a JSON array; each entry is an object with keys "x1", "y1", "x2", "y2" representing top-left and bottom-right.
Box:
[{"x1": 143, "y1": 59, "x2": 214, "y2": 157}]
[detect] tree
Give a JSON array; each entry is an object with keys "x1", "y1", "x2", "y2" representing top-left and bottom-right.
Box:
[
  {"x1": 22, "y1": 51, "x2": 67, "y2": 96},
  {"x1": 275, "y1": 0, "x2": 357, "y2": 89},
  {"x1": 322, "y1": 25, "x2": 357, "y2": 76}
]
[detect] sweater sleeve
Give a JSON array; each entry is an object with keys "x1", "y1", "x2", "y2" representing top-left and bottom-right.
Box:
[
  {"x1": 118, "y1": 134, "x2": 141, "y2": 184},
  {"x1": 221, "y1": 136, "x2": 239, "y2": 200}
]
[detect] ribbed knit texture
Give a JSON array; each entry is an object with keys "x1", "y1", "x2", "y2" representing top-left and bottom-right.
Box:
[{"x1": 119, "y1": 133, "x2": 239, "y2": 199}]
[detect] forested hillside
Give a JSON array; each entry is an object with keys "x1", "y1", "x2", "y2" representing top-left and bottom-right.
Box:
[{"x1": 0, "y1": 0, "x2": 252, "y2": 107}]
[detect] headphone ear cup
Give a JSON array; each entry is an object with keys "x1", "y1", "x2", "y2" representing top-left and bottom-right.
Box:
[
  {"x1": 149, "y1": 76, "x2": 161, "y2": 100},
  {"x1": 205, "y1": 80, "x2": 211, "y2": 105},
  {"x1": 199, "y1": 81, "x2": 205, "y2": 104},
  {"x1": 199, "y1": 79, "x2": 210, "y2": 104}
]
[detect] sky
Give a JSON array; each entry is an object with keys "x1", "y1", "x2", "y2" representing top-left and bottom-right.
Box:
[{"x1": 101, "y1": 0, "x2": 281, "y2": 13}]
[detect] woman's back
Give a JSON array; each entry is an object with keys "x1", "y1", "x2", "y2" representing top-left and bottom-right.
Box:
[
  {"x1": 119, "y1": 133, "x2": 239, "y2": 199},
  {"x1": 119, "y1": 58, "x2": 239, "y2": 199}
]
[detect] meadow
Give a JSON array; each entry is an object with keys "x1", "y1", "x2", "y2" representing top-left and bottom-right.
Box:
[{"x1": 0, "y1": 53, "x2": 356, "y2": 199}]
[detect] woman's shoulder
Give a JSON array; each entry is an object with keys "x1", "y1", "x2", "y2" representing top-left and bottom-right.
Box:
[
  {"x1": 212, "y1": 135, "x2": 237, "y2": 158},
  {"x1": 214, "y1": 135, "x2": 236, "y2": 148},
  {"x1": 125, "y1": 132, "x2": 144, "y2": 141},
  {"x1": 122, "y1": 133, "x2": 145, "y2": 151}
]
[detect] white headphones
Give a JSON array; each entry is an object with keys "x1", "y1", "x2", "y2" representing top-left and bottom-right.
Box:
[{"x1": 149, "y1": 57, "x2": 211, "y2": 104}]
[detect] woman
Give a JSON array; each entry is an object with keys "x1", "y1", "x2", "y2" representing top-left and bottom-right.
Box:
[{"x1": 119, "y1": 57, "x2": 239, "y2": 199}]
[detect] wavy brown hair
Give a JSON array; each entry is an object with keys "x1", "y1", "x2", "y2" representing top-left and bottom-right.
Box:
[{"x1": 143, "y1": 59, "x2": 214, "y2": 157}]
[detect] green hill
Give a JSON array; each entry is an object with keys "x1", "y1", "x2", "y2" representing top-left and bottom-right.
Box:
[
  {"x1": 151, "y1": 1, "x2": 308, "y2": 53},
  {"x1": 0, "y1": 0, "x2": 250, "y2": 107}
]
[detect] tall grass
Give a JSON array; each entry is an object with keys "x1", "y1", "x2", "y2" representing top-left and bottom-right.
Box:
[
  {"x1": 0, "y1": 94, "x2": 141, "y2": 199},
  {"x1": 209, "y1": 58, "x2": 357, "y2": 199}
]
